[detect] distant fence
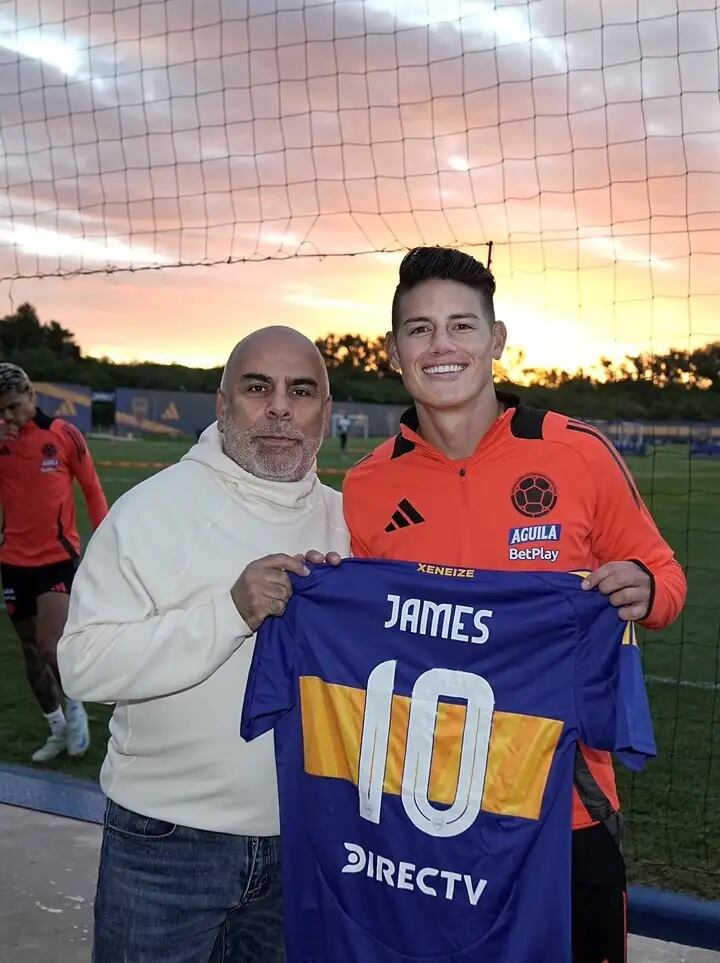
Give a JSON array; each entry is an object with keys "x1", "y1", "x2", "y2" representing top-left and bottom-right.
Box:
[
  {"x1": 31, "y1": 384, "x2": 720, "y2": 446},
  {"x1": 638, "y1": 421, "x2": 720, "y2": 442},
  {"x1": 333, "y1": 410, "x2": 720, "y2": 445},
  {"x1": 588, "y1": 419, "x2": 720, "y2": 456},
  {"x1": 104, "y1": 395, "x2": 720, "y2": 447},
  {"x1": 112, "y1": 392, "x2": 408, "y2": 438},
  {"x1": 114, "y1": 389, "x2": 217, "y2": 437},
  {"x1": 34, "y1": 382, "x2": 92, "y2": 433},
  {"x1": 329, "y1": 401, "x2": 406, "y2": 437}
]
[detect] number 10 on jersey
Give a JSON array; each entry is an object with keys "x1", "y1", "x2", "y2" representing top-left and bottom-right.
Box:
[{"x1": 357, "y1": 660, "x2": 495, "y2": 838}]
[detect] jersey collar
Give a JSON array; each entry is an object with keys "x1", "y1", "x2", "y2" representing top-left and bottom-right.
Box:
[
  {"x1": 32, "y1": 407, "x2": 53, "y2": 430},
  {"x1": 18, "y1": 407, "x2": 52, "y2": 435},
  {"x1": 395, "y1": 390, "x2": 520, "y2": 464}
]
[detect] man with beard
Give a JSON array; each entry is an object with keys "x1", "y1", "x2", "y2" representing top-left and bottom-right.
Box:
[{"x1": 58, "y1": 326, "x2": 349, "y2": 963}]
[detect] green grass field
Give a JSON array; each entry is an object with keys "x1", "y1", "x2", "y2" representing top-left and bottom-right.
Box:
[{"x1": 0, "y1": 435, "x2": 718, "y2": 897}]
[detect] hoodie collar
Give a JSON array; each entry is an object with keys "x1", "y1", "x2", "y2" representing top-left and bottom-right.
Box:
[{"x1": 181, "y1": 422, "x2": 319, "y2": 511}]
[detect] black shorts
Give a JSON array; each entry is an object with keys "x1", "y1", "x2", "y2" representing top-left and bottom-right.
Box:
[
  {"x1": 1, "y1": 559, "x2": 77, "y2": 623},
  {"x1": 572, "y1": 823, "x2": 627, "y2": 963}
]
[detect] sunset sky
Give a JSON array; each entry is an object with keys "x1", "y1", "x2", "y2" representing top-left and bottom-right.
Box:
[{"x1": 1, "y1": 0, "x2": 718, "y2": 372}]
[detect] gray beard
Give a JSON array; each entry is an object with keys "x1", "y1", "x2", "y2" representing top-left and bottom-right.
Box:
[{"x1": 220, "y1": 411, "x2": 322, "y2": 482}]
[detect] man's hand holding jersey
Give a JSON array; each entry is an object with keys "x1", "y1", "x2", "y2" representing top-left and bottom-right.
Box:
[
  {"x1": 231, "y1": 551, "x2": 342, "y2": 631},
  {"x1": 582, "y1": 561, "x2": 652, "y2": 622}
]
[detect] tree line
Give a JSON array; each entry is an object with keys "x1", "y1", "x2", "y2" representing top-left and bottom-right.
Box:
[{"x1": 2, "y1": 303, "x2": 719, "y2": 420}]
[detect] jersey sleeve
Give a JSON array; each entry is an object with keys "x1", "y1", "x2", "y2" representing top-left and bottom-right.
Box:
[
  {"x1": 573, "y1": 423, "x2": 686, "y2": 630},
  {"x1": 241, "y1": 602, "x2": 298, "y2": 741},
  {"x1": 58, "y1": 422, "x2": 109, "y2": 530},
  {"x1": 571, "y1": 587, "x2": 657, "y2": 771}
]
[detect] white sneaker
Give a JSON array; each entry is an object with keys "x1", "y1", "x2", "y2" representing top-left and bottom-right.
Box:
[
  {"x1": 66, "y1": 702, "x2": 90, "y2": 757},
  {"x1": 32, "y1": 732, "x2": 67, "y2": 762}
]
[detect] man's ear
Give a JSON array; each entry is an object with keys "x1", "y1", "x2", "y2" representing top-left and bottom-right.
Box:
[
  {"x1": 492, "y1": 321, "x2": 508, "y2": 361},
  {"x1": 216, "y1": 389, "x2": 227, "y2": 431},
  {"x1": 386, "y1": 331, "x2": 401, "y2": 373}
]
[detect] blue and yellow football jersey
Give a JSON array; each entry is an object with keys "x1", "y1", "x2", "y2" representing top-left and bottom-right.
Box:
[{"x1": 241, "y1": 559, "x2": 656, "y2": 963}]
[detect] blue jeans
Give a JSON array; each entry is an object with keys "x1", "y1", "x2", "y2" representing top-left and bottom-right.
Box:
[{"x1": 93, "y1": 800, "x2": 285, "y2": 963}]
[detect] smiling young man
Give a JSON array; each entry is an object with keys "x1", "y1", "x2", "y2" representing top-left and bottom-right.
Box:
[{"x1": 342, "y1": 247, "x2": 687, "y2": 963}]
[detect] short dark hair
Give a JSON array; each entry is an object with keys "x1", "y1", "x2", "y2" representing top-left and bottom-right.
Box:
[
  {"x1": 391, "y1": 246, "x2": 496, "y2": 333},
  {"x1": 0, "y1": 363, "x2": 31, "y2": 397}
]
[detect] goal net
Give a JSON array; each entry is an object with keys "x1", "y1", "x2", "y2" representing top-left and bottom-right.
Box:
[{"x1": 0, "y1": 0, "x2": 718, "y2": 905}]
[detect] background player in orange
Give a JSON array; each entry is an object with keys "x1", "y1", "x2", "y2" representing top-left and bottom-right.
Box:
[
  {"x1": 0, "y1": 363, "x2": 108, "y2": 762},
  {"x1": 343, "y1": 247, "x2": 687, "y2": 963}
]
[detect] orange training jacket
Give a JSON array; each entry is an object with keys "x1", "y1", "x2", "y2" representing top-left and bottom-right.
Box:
[
  {"x1": 0, "y1": 409, "x2": 108, "y2": 567},
  {"x1": 343, "y1": 392, "x2": 686, "y2": 829}
]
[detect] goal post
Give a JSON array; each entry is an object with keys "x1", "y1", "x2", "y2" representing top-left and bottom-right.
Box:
[
  {"x1": 589, "y1": 420, "x2": 648, "y2": 457},
  {"x1": 613, "y1": 421, "x2": 647, "y2": 457},
  {"x1": 330, "y1": 413, "x2": 369, "y2": 440}
]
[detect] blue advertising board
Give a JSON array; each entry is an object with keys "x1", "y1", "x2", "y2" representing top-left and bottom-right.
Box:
[
  {"x1": 34, "y1": 382, "x2": 92, "y2": 433},
  {"x1": 114, "y1": 388, "x2": 217, "y2": 437}
]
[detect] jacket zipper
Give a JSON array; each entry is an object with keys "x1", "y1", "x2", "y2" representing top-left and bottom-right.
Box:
[{"x1": 457, "y1": 465, "x2": 470, "y2": 554}]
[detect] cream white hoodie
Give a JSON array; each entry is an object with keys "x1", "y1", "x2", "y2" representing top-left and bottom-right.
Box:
[{"x1": 58, "y1": 424, "x2": 350, "y2": 835}]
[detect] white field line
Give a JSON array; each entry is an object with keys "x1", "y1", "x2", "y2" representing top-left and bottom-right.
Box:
[{"x1": 646, "y1": 675, "x2": 720, "y2": 691}]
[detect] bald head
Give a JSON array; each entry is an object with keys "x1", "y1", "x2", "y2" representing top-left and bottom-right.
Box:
[
  {"x1": 221, "y1": 326, "x2": 329, "y2": 396},
  {"x1": 216, "y1": 325, "x2": 331, "y2": 481}
]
